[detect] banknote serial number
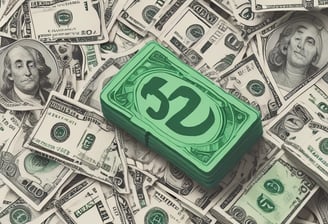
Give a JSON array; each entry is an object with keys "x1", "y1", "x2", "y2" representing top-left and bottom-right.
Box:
[{"x1": 33, "y1": 138, "x2": 70, "y2": 156}]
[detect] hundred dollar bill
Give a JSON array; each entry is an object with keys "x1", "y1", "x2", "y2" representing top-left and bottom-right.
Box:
[
  {"x1": 265, "y1": 77, "x2": 328, "y2": 192},
  {"x1": 0, "y1": 197, "x2": 44, "y2": 224},
  {"x1": 230, "y1": 0, "x2": 285, "y2": 40},
  {"x1": 28, "y1": 0, "x2": 108, "y2": 44},
  {"x1": 215, "y1": 137, "x2": 279, "y2": 211},
  {"x1": 259, "y1": 11, "x2": 328, "y2": 102},
  {"x1": 56, "y1": 179, "x2": 114, "y2": 224},
  {"x1": 117, "y1": 0, "x2": 172, "y2": 36},
  {"x1": 157, "y1": 0, "x2": 221, "y2": 57},
  {"x1": 0, "y1": 116, "x2": 73, "y2": 211},
  {"x1": 182, "y1": 16, "x2": 244, "y2": 76},
  {"x1": 218, "y1": 54, "x2": 282, "y2": 122},
  {"x1": 134, "y1": 186, "x2": 190, "y2": 224},
  {"x1": 24, "y1": 91, "x2": 129, "y2": 194},
  {"x1": 100, "y1": 21, "x2": 144, "y2": 57},
  {"x1": 212, "y1": 152, "x2": 318, "y2": 224}
]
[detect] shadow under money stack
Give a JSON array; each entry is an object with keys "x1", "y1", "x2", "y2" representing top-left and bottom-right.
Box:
[{"x1": 100, "y1": 41, "x2": 263, "y2": 188}]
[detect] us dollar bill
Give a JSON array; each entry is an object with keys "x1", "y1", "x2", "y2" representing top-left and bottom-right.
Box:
[
  {"x1": 212, "y1": 151, "x2": 319, "y2": 224},
  {"x1": 215, "y1": 137, "x2": 279, "y2": 211},
  {"x1": 24, "y1": 91, "x2": 129, "y2": 194},
  {"x1": 76, "y1": 57, "x2": 118, "y2": 111},
  {"x1": 101, "y1": 21, "x2": 144, "y2": 57},
  {"x1": 133, "y1": 186, "x2": 190, "y2": 224},
  {"x1": 265, "y1": 76, "x2": 328, "y2": 192},
  {"x1": 230, "y1": 0, "x2": 285, "y2": 40},
  {"x1": 0, "y1": 115, "x2": 73, "y2": 211},
  {"x1": 179, "y1": 10, "x2": 245, "y2": 76},
  {"x1": 218, "y1": 54, "x2": 282, "y2": 122},
  {"x1": 259, "y1": 11, "x2": 328, "y2": 103},
  {"x1": 28, "y1": 0, "x2": 108, "y2": 44},
  {"x1": 0, "y1": 197, "x2": 44, "y2": 223},
  {"x1": 0, "y1": 177, "x2": 19, "y2": 213},
  {"x1": 117, "y1": 0, "x2": 172, "y2": 36},
  {"x1": 56, "y1": 179, "x2": 114, "y2": 224},
  {"x1": 157, "y1": 0, "x2": 221, "y2": 57}
]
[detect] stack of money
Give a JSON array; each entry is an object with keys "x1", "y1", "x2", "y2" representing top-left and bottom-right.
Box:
[
  {"x1": 0, "y1": 0, "x2": 326, "y2": 223},
  {"x1": 100, "y1": 41, "x2": 262, "y2": 189}
]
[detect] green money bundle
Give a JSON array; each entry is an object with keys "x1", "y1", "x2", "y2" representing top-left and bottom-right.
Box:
[{"x1": 100, "y1": 41, "x2": 262, "y2": 188}]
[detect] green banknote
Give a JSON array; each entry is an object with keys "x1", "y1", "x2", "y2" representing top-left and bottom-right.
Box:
[
  {"x1": 266, "y1": 77, "x2": 328, "y2": 191},
  {"x1": 24, "y1": 91, "x2": 129, "y2": 194},
  {"x1": 0, "y1": 113, "x2": 72, "y2": 211},
  {"x1": 28, "y1": 0, "x2": 108, "y2": 44},
  {"x1": 226, "y1": 153, "x2": 318, "y2": 224},
  {"x1": 101, "y1": 41, "x2": 262, "y2": 188}
]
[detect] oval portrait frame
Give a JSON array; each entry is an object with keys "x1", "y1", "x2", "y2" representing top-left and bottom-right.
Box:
[
  {"x1": 0, "y1": 38, "x2": 60, "y2": 110},
  {"x1": 264, "y1": 12, "x2": 328, "y2": 98}
]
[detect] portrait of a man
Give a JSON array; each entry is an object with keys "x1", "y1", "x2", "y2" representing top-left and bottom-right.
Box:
[
  {"x1": 0, "y1": 39, "x2": 59, "y2": 109},
  {"x1": 266, "y1": 13, "x2": 328, "y2": 96}
]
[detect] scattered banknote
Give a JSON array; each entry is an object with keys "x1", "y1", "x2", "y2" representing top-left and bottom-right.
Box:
[
  {"x1": 266, "y1": 76, "x2": 328, "y2": 192},
  {"x1": 55, "y1": 178, "x2": 114, "y2": 224},
  {"x1": 258, "y1": 11, "x2": 328, "y2": 103},
  {"x1": 0, "y1": 112, "x2": 72, "y2": 211},
  {"x1": 211, "y1": 151, "x2": 319, "y2": 224},
  {"x1": 24, "y1": 91, "x2": 129, "y2": 194},
  {"x1": 28, "y1": 0, "x2": 108, "y2": 44},
  {"x1": 218, "y1": 54, "x2": 282, "y2": 122}
]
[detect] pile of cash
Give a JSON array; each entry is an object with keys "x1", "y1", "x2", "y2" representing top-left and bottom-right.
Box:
[{"x1": 0, "y1": 0, "x2": 325, "y2": 223}]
